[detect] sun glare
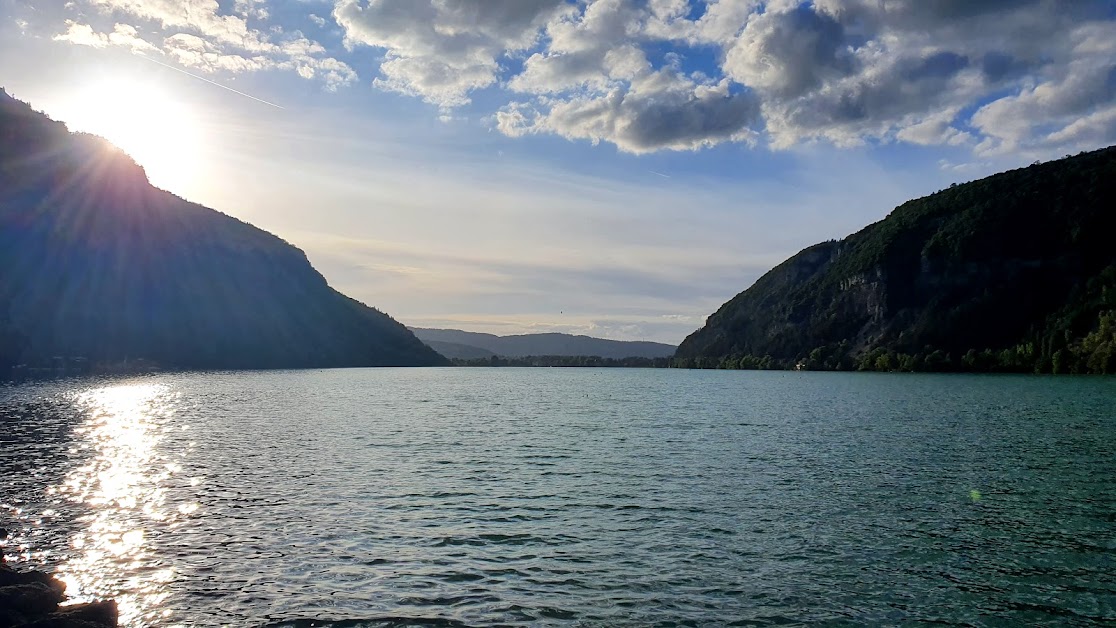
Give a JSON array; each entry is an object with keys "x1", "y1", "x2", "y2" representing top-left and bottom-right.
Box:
[{"x1": 64, "y1": 78, "x2": 205, "y2": 194}]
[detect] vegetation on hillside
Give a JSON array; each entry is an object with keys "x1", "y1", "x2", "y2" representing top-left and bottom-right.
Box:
[
  {"x1": 451, "y1": 355, "x2": 673, "y2": 368},
  {"x1": 676, "y1": 147, "x2": 1116, "y2": 374}
]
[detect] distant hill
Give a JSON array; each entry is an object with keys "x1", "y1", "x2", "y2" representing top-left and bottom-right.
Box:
[
  {"x1": 0, "y1": 89, "x2": 446, "y2": 371},
  {"x1": 422, "y1": 340, "x2": 496, "y2": 360},
  {"x1": 410, "y1": 328, "x2": 676, "y2": 359},
  {"x1": 676, "y1": 147, "x2": 1116, "y2": 374}
]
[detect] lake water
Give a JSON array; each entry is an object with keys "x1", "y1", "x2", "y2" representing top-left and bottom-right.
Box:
[{"x1": 1, "y1": 369, "x2": 1113, "y2": 626}]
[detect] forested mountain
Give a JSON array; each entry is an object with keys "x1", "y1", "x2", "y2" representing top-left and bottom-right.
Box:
[
  {"x1": 410, "y1": 328, "x2": 677, "y2": 359},
  {"x1": 0, "y1": 89, "x2": 446, "y2": 372},
  {"x1": 676, "y1": 147, "x2": 1116, "y2": 374}
]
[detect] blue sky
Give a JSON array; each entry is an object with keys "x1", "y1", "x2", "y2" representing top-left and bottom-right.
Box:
[{"x1": 1, "y1": 0, "x2": 1114, "y2": 344}]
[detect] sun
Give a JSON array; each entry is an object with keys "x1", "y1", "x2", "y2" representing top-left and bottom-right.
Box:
[{"x1": 63, "y1": 78, "x2": 205, "y2": 194}]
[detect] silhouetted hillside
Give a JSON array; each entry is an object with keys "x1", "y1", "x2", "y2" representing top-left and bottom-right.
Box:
[
  {"x1": 677, "y1": 147, "x2": 1116, "y2": 374},
  {"x1": 410, "y1": 328, "x2": 676, "y2": 359},
  {"x1": 0, "y1": 89, "x2": 446, "y2": 371},
  {"x1": 423, "y1": 339, "x2": 496, "y2": 360}
]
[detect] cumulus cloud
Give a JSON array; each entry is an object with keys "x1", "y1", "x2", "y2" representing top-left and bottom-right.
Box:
[
  {"x1": 323, "y1": 0, "x2": 1115, "y2": 157},
  {"x1": 970, "y1": 20, "x2": 1116, "y2": 155},
  {"x1": 333, "y1": 0, "x2": 569, "y2": 107},
  {"x1": 54, "y1": 20, "x2": 158, "y2": 53},
  {"x1": 739, "y1": 1, "x2": 1114, "y2": 150},
  {"x1": 47, "y1": 0, "x2": 355, "y2": 90},
  {"x1": 500, "y1": 74, "x2": 759, "y2": 154},
  {"x1": 895, "y1": 108, "x2": 971, "y2": 147},
  {"x1": 493, "y1": 0, "x2": 758, "y2": 152},
  {"x1": 722, "y1": 5, "x2": 854, "y2": 98},
  {"x1": 500, "y1": 0, "x2": 759, "y2": 153},
  {"x1": 38, "y1": 0, "x2": 1116, "y2": 156},
  {"x1": 233, "y1": 0, "x2": 269, "y2": 21},
  {"x1": 508, "y1": 0, "x2": 647, "y2": 95}
]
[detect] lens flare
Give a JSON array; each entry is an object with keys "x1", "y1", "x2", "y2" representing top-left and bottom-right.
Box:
[{"x1": 59, "y1": 78, "x2": 206, "y2": 195}]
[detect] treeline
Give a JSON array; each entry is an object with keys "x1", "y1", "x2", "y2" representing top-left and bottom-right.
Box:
[
  {"x1": 675, "y1": 310, "x2": 1116, "y2": 374},
  {"x1": 452, "y1": 355, "x2": 673, "y2": 368},
  {"x1": 449, "y1": 309, "x2": 1116, "y2": 374}
]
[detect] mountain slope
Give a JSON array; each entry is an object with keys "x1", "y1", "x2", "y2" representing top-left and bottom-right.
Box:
[
  {"x1": 676, "y1": 147, "x2": 1116, "y2": 373},
  {"x1": 0, "y1": 89, "x2": 446, "y2": 370},
  {"x1": 410, "y1": 328, "x2": 677, "y2": 359},
  {"x1": 422, "y1": 340, "x2": 496, "y2": 360}
]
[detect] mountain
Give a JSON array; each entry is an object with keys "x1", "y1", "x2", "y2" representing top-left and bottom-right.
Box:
[
  {"x1": 676, "y1": 147, "x2": 1116, "y2": 374},
  {"x1": 422, "y1": 340, "x2": 496, "y2": 360},
  {"x1": 410, "y1": 328, "x2": 677, "y2": 359},
  {"x1": 0, "y1": 89, "x2": 447, "y2": 371}
]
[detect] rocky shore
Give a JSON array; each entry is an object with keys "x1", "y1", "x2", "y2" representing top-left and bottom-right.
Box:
[{"x1": 0, "y1": 529, "x2": 118, "y2": 628}]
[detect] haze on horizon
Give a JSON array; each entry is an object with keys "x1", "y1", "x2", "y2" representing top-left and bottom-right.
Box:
[{"x1": 1, "y1": 0, "x2": 1113, "y2": 345}]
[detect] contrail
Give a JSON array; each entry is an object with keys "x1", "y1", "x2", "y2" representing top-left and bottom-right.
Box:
[
  {"x1": 649, "y1": 170, "x2": 671, "y2": 179},
  {"x1": 138, "y1": 54, "x2": 284, "y2": 109}
]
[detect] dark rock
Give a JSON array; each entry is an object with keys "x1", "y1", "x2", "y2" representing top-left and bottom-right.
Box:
[
  {"x1": 0, "y1": 546, "x2": 116, "y2": 627},
  {"x1": 0, "y1": 581, "x2": 65, "y2": 620},
  {"x1": 20, "y1": 622, "x2": 104, "y2": 628},
  {"x1": 0, "y1": 607, "x2": 29, "y2": 628},
  {"x1": 23, "y1": 600, "x2": 119, "y2": 628},
  {"x1": 21, "y1": 620, "x2": 109, "y2": 628},
  {"x1": 0, "y1": 566, "x2": 116, "y2": 628},
  {"x1": 0, "y1": 567, "x2": 65, "y2": 596}
]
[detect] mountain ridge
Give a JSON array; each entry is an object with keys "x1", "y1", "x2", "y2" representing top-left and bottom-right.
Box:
[
  {"x1": 676, "y1": 146, "x2": 1116, "y2": 374},
  {"x1": 409, "y1": 327, "x2": 676, "y2": 359},
  {"x1": 0, "y1": 88, "x2": 447, "y2": 372}
]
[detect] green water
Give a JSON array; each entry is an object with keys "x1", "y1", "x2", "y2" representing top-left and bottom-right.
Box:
[{"x1": 1, "y1": 369, "x2": 1114, "y2": 626}]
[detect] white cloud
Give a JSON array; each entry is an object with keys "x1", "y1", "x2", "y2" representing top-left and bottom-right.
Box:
[
  {"x1": 721, "y1": 6, "x2": 854, "y2": 98},
  {"x1": 500, "y1": 74, "x2": 759, "y2": 154},
  {"x1": 896, "y1": 109, "x2": 972, "y2": 147},
  {"x1": 328, "y1": 0, "x2": 1116, "y2": 157},
  {"x1": 507, "y1": 0, "x2": 646, "y2": 95},
  {"x1": 333, "y1": 0, "x2": 569, "y2": 107},
  {"x1": 162, "y1": 32, "x2": 271, "y2": 73},
  {"x1": 37, "y1": 0, "x2": 1116, "y2": 156},
  {"x1": 501, "y1": 0, "x2": 758, "y2": 153},
  {"x1": 53, "y1": 20, "x2": 158, "y2": 53},
  {"x1": 88, "y1": 0, "x2": 276, "y2": 53},
  {"x1": 719, "y1": 0, "x2": 1114, "y2": 153},
  {"x1": 970, "y1": 19, "x2": 1116, "y2": 156},
  {"x1": 233, "y1": 0, "x2": 269, "y2": 21},
  {"x1": 47, "y1": 0, "x2": 355, "y2": 89}
]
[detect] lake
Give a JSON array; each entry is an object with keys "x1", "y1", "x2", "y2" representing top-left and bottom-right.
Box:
[{"x1": 1, "y1": 369, "x2": 1114, "y2": 626}]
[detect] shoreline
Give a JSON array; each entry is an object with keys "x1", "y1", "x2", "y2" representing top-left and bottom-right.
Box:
[{"x1": 0, "y1": 535, "x2": 118, "y2": 628}]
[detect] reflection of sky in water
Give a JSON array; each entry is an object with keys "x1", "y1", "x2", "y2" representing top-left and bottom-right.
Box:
[{"x1": 52, "y1": 383, "x2": 195, "y2": 627}]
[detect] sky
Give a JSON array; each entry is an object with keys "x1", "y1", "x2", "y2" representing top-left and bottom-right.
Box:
[{"x1": 1, "y1": 0, "x2": 1114, "y2": 345}]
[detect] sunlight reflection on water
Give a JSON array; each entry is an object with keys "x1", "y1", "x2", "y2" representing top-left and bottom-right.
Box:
[
  {"x1": 51, "y1": 383, "x2": 188, "y2": 626},
  {"x1": 2, "y1": 370, "x2": 1113, "y2": 626}
]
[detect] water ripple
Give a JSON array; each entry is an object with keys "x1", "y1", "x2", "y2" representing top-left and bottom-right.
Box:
[{"x1": 1, "y1": 370, "x2": 1114, "y2": 626}]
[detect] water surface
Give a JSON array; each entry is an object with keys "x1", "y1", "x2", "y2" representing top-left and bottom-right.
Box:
[{"x1": 1, "y1": 369, "x2": 1114, "y2": 626}]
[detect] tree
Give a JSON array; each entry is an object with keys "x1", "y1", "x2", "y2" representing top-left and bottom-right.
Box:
[{"x1": 1074, "y1": 311, "x2": 1116, "y2": 374}]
